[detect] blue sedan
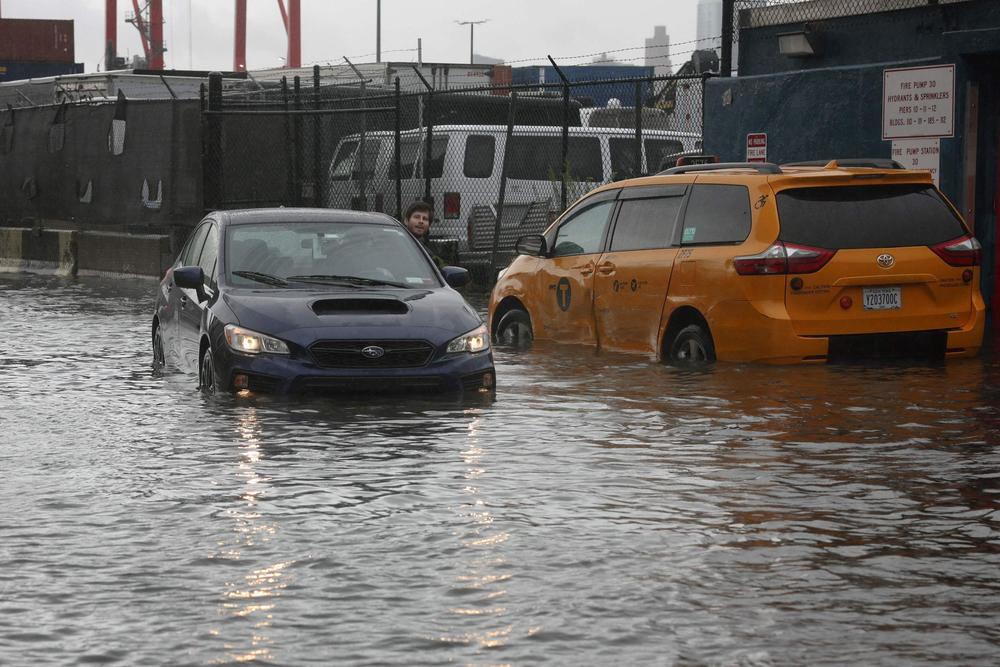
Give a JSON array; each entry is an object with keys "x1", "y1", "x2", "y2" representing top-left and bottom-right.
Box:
[{"x1": 152, "y1": 208, "x2": 495, "y2": 394}]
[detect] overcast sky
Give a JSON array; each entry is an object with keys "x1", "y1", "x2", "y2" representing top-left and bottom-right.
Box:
[{"x1": 2, "y1": 0, "x2": 707, "y2": 73}]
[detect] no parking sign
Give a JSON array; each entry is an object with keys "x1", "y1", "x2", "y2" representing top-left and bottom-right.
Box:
[{"x1": 746, "y1": 133, "x2": 767, "y2": 162}]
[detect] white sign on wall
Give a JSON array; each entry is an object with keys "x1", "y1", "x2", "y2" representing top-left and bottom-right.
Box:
[
  {"x1": 746, "y1": 133, "x2": 767, "y2": 162},
  {"x1": 891, "y1": 138, "x2": 941, "y2": 186},
  {"x1": 882, "y1": 64, "x2": 955, "y2": 140}
]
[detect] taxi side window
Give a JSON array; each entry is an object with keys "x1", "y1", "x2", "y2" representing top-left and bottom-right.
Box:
[
  {"x1": 610, "y1": 196, "x2": 685, "y2": 252},
  {"x1": 179, "y1": 223, "x2": 210, "y2": 267},
  {"x1": 680, "y1": 184, "x2": 751, "y2": 245},
  {"x1": 551, "y1": 200, "x2": 616, "y2": 257},
  {"x1": 196, "y1": 224, "x2": 220, "y2": 287}
]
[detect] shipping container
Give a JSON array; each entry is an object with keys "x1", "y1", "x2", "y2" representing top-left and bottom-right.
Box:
[
  {"x1": 0, "y1": 19, "x2": 75, "y2": 64},
  {"x1": 0, "y1": 60, "x2": 84, "y2": 84}
]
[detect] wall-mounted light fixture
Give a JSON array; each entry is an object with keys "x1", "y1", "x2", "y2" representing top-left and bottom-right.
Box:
[{"x1": 778, "y1": 28, "x2": 820, "y2": 57}]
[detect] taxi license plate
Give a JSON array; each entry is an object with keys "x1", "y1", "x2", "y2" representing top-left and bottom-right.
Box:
[{"x1": 862, "y1": 286, "x2": 901, "y2": 310}]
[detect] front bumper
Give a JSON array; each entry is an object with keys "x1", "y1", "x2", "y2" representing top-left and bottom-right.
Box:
[{"x1": 214, "y1": 345, "x2": 496, "y2": 394}]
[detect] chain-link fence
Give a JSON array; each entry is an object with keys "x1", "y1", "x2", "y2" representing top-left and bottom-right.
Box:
[{"x1": 203, "y1": 69, "x2": 707, "y2": 281}]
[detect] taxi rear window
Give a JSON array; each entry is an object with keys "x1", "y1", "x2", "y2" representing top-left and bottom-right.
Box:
[{"x1": 777, "y1": 184, "x2": 966, "y2": 249}]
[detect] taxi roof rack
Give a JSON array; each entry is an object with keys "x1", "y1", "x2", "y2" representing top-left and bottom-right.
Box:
[
  {"x1": 659, "y1": 162, "x2": 783, "y2": 175},
  {"x1": 782, "y1": 158, "x2": 905, "y2": 169}
]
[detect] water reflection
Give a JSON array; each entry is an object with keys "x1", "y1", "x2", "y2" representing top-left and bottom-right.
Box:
[{"x1": 1, "y1": 274, "x2": 999, "y2": 665}]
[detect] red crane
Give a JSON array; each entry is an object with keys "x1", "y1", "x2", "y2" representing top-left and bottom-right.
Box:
[
  {"x1": 235, "y1": 0, "x2": 301, "y2": 72},
  {"x1": 104, "y1": 0, "x2": 300, "y2": 73},
  {"x1": 123, "y1": 0, "x2": 165, "y2": 70}
]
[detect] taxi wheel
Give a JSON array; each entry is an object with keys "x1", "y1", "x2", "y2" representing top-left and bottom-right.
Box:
[
  {"x1": 494, "y1": 309, "x2": 533, "y2": 347},
  {"x1": 199, "y1": 347, "x2": 218, "y2": 394},
  {"x1": 669, "y1": 324, "x2": 716, "y2": 365},
  {"x1": 152, "y1": 326, "x2": 165, "y2": 371}
]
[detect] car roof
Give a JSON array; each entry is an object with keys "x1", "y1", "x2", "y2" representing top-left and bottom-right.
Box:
[
  {"x1": 589, "y1": 162, "x2": 935, "y2": 195},
  {"x1": 214, "y1": 208, "x2": 400, "y2": 226}
]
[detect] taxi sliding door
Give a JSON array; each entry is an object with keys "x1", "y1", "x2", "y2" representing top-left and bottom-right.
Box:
[
  {"x1": 532, "y1": 194, "x2": 618, "y2": 345},
  {"x1": 593, "y1": 185, "x2": 688, "y2": 354}
]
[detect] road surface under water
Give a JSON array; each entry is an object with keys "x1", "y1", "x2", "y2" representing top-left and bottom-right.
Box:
[{"x1": 1, "y1": 273, "x2": 999, "y2": 665}]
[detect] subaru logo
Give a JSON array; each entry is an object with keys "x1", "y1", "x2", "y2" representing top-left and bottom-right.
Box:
[
  {"x1": 361, "y1": 345, "x2": 385, "y2": 359},
  {"x1": 876, "y1": 253, "x2": 895, "y2": 269}
]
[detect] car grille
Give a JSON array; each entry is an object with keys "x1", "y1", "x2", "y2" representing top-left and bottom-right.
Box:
[
  {"x1": 293, "y1": 376, "x2": 445, "y2": 394},
  {"x1": 827, "y1": 330, "x2": 946, "y2": 362},
  {"x1": 309, "y1": 340, "x2": 435, "y2": 368}
]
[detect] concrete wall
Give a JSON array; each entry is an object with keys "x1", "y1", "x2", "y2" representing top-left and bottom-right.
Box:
[{"x1": 0, "y1": 227, "x2": 171, "y2": 278}]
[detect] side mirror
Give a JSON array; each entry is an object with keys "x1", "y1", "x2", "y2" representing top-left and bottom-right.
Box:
[
  {"x1": 440, "y1": 266, "x2": 469, "y2": 288},
  {"x1": 515, "y1": 234, "x2": 547, "y2": 257},
  {"x1": 174, "y1": 265, "x2": 207, "y2": 302}
]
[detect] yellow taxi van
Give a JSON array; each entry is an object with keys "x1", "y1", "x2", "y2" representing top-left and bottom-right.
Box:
[{"x1": 487, "y1": 159, "x2": 985, "y2": 364}]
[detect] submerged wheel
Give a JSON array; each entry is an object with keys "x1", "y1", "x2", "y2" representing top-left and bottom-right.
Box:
[
  {"x1": 199, "y1": 346, "x2": 217, "y2": 394},
  {"x1": 494, "y1": 308, "x2": 533, "y2": 347},
  {"x1": 152, "y1": 325, "x2": 165, "y2": 370},
  {"x1": 669, "y1": 324, "x2": 716, "y2": 365}
]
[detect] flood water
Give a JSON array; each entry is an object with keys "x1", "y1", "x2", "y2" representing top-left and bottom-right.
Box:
[{"x1": 1, "y1": 272, "x2": 999, "y2": 666}]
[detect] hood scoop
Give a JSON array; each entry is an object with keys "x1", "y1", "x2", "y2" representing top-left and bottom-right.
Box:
[{"x1": 312, "y1": 298, "x2": 409, "y2": 316}]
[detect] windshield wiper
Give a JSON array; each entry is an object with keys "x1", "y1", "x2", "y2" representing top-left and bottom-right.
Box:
[
  {"x1": 232, "y1": 270, "x2": 288, "y2": 287},
  {"x1": 286, "y1": 274, "x2": 409, "y2": 288}
]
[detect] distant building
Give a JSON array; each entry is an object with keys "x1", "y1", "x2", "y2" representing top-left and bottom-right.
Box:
[
  {"x1": 696, "y1": 0, "x2": 723, "y2": 52},
  {"x1": 472, "y1": 53, "x2": 504, "y2": 66},
  {"x1": 645, "y1": 25, "x2": 672, "y2": 76}
]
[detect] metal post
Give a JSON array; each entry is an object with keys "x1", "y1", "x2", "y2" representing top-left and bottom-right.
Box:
[
  {"x1": 376, "y1": 0, "x2": 381, "y2": 63},
  {"x1": 282, "y1": 76, "x2": 293, "y2": 204},
  {"x1": 490, "y1": 91, "x2": 518, "y2": 283},
  {"x1": 721, "y1": 0, "x2": 735, "y2": 77},
  {"x1": 394, "y1": 77, "x2": 402, "y2": 220},
  {"x1": 345, "y1": 57, "x2": 368, "y2": 210},
  {"x1": 312, "y1": 64, "x2": 321, "y2": 207},
  {"x1": 204, "y1": 73, "x2": 223, "y2": 210},
  {"x1": 634, "y1": 80, "x2": 643, "y2": 177},
  {"x1": 294, "y1": 75, "x2": 303, "y2": 205},
  {"x1": 548, "y1": 56, "x2": 571, "y2": 213},
  {"x1": 423, "y1": 90, "x2": 434, "y2": 206}
]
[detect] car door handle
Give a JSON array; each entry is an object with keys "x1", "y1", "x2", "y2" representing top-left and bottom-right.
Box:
[
  {"x1": 574, "y1": 264, "x2": 594, "y2": 277},
  {"x1": 597, "y1": 262, "x2": 616, "y2": 275}
]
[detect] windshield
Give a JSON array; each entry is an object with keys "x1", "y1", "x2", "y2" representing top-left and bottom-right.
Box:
[{"x1": 225, "y1": 221, "x2": 440, "y2": 288}]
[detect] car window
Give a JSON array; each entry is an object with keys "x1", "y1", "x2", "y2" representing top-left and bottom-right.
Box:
[
  {"x1": 680, "y1": 184, "x2": 751, "y2": 245},
  {"x1": 178, "y1": 223, "x2": 210, "y2": 266},
  {"x1": 610, "y1": 196, "x2": 684, "y2": 252},
  {"x1": 776, "y1": 184, "x2": 967, "y2": 249},
  {"x1": 330, "y1": 139, "x2": 380, "y2": 182},
  {"x1": 608, "y1": 138, "x2": 638, "y2": 181},
  {"x1": 463, "y1": 135, "x2": 495, "y2": 178},
  {"x1": 551, "y1": 200, "x2": 616, "y2": 257},
  {"x1": 390, "y1": 135, "x2": 449, "y2": 179},
  {"x1": 507, "y1": 136, "x2": 603, "y2": 182},
  {"x1": 227, "y1": 221, "x2": 440, "y2": 288},
  {"x1": 197, "y1": 224, "x2": 219, "y2": 286}
]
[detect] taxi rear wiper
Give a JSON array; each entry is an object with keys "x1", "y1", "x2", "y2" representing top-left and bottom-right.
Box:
[
  {"x1": 287, "y1": 274, "x2": 409, "y2": 288},
  {"x1": 232, "y1": 270, "x2": 288, "y2": 287}
]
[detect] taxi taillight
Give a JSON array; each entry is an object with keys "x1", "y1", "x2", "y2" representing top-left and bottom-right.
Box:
[
  {"x1": 734, "y1": 242, "x2": 836, "y2": 275},
  {"x1": 930, "y1": 234, "x2": 981, "y2": 267}
]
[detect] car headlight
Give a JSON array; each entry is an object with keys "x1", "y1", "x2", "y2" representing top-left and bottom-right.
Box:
[
  {"x1": 446, "y1": 324, "x2": 490, "y2": 354},
  {"x1": 224, "y1": 324, "x2": 290, "y2": 355}
]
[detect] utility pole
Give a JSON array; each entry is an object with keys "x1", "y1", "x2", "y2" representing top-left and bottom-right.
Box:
[
  {"x1": 455, "y1": 19, "x2": 488, "y2": 65},
  {"x1": 376, "y1": 0, "x2": 381, "y2": 63}
]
